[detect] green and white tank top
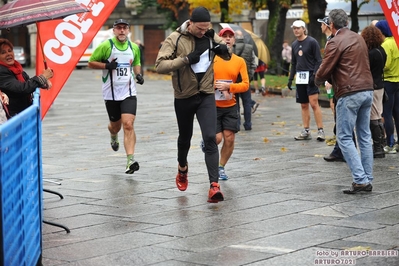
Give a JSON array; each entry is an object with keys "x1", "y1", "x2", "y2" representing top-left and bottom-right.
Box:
[{"x1": 102, "y1": 40, "x2": 136, "y2": 100}]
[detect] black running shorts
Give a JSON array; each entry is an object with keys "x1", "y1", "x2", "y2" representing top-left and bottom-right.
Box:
[
  {"x1": 296, "y1": 84, "x2": 320, "y2": 104},
  {"x1": 105, "y1": 96, "x2": 137, "y2": 122},
  {"x1": 216, "y1": 105, "x2": 239, "y2": 133}
]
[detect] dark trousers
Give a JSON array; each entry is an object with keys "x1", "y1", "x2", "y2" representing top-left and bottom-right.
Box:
[
  {"x1": 282, "y1": 61, "x2": 290, "y2": 76},
  {"x1": 174, "y1": 93, "x2": 219, "y2": 183},
  {"x1": 236, "y1": 89, "x2": 253, "y2": 130},
  {"x1": 382, "y1": 81, "x2": 399, "y2": 146}
]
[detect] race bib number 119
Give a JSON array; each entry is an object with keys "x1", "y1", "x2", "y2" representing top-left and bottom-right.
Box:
[{"x1": 296, "y1": 71, "x2": 309, "y2": 84}]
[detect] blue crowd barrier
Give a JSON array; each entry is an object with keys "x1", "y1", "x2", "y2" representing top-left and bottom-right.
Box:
[{"x1": 0, "y1": 88, "x2": 43, "y2": 266}]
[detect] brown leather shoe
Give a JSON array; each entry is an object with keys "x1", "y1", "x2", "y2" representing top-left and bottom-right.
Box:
[
  {"x1": 323, "y1": 154, "x2": 345, "y2": 162},
  {"x1": 343, "y1": 183, "x2": 373, "y2": 194}
]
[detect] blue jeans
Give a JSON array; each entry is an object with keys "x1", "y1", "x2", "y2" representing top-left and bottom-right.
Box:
[
  {"x1": 382, "y1": 81, "x2": 399, "y2": 146},
  {"x1": 331, "y1": 124, "x2": 356, "y2": 159},
  {"x1": 236, "y1": 89, "x2": 253, "y2": 130},
  {"x1": 336, "y1": 91, "x2": 373, "y2": 184}
]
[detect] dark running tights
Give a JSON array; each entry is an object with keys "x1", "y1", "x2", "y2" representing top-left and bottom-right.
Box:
[{"x1": 174, "y1": 93, "x2": 219, "y2": 183}]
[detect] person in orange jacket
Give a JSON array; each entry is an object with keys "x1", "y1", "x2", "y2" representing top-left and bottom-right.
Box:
[{"x1": 213, "y1": 27, "x2": 249, "y2": 180}]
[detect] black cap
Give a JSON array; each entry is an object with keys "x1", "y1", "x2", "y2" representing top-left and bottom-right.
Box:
[
  {"x1": 317, "y1": 17, "x2": 330, "y2": 27},
  {"x1": 113, "y1": 19, "x2": 129, "y2": 27},
  {"x1": 190, "y1": 7, "x2": 211, "y2": 22}
]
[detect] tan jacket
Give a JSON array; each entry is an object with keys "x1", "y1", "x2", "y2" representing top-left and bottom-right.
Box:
[
  {"x1": 155, "y1": 20, "x2": 231, "y2": 99},
  {"x1": 315, "y1": 28, "x2": 373, "y2": 99}
]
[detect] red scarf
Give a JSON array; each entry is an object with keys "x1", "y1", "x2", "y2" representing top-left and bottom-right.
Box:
[{"x1": 0, "y1": 60, "x2": 25, "y2": 82}]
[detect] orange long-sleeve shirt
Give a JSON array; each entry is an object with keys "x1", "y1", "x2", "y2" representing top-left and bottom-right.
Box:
[{"x1": 213, "y1": 54, "x2": 249, "y2": 108}]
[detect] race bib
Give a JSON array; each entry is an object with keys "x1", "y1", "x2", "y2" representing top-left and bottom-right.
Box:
[
  {"x1": 215, "y1": 79, "x2": 232, "y2": 100},
  {"x1": 114, "y1": 63, "x2": 131, "y2": 84},
  {"x1": 215, "y1": 90, "x2": 232, "y2": 100},
  {"x1": 296, "y1": 71, "x2": 309, "y2": 84}
]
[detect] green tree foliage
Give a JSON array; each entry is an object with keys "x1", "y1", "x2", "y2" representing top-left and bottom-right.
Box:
[
  {"x1": 156, "y1": 0, "x2": 190, "y2": 21},
  {"x1": 242, "y1": 0, "x2": 294, "y2": 74},
  {"x1": 153, "y1": 0, "x2": 375, "y2": 73},
  {"x1": 134, "y1": 0, "x2": 158, "y2": 13}
]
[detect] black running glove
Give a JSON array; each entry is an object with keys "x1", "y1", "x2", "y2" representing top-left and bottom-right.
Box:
[
  {"x1": 105, "y1": 59, "x2": 118, "y2": 70},
  {"x1": 287, "y1": 79, "x2": 293, "y2": 90},
  {"x1": 187, "y1": 50, "x2": 202, "y2": 64},
  {"x1": 136, "y1": 73, "x2": 144, "y2": 85},
  {"x1": 211, "y1": 43, "x2": 229, "y2": 55}
]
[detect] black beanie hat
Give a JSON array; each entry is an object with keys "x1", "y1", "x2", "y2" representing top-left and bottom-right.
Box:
[{"x1": 190, "y1": 7, "x2": 211, "y2": 22}]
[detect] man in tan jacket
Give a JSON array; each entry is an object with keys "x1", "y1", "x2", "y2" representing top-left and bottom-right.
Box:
[{"x1": 156, "y1": 7, "x2": 231, "y2": 203}]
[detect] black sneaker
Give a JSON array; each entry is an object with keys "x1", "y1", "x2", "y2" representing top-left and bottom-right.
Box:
[
  {"x1": 343, "y1": 183, "x2": 372, "y2": 194},
  {"x1": 252, "y1": 102, "x2": 259, "y2": 114},
  {"x1": 125, "y1": 160, "x2": 139, "y2": 174},
  {"x1": 110, "y1": 138, "x2": 119, "y2": 151}
]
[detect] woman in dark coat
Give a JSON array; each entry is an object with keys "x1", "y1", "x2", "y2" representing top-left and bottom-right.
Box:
[
  {"x1": 361, "y1": 25, "x2": 387, "y2": 158},
  {"x1": 0, "y1": 38, "x2": 53, "y2": 117}
]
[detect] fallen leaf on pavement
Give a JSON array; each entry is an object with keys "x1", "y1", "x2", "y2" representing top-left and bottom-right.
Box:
[{"x1": 344, "y1": 246, "x2": 371, "y2": 251}]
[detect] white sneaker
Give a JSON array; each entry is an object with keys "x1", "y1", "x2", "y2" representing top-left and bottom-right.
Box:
[
  {"x1": 384, "y1": 146, "x2": 397, "y2": 154},
  {"x1": 294, "y1": 129, "x2": 312, "y2": 140},
  {"x1": 218, "y1": 166, "x2": 229, "y2": 180},
  {"x1": 317, "y1": 129, "x2": 325, "y2": 142}
]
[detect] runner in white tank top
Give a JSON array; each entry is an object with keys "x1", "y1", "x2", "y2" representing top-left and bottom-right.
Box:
[{"x1": 88, "y1": 19, "x2": 144, "y2": 174}]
